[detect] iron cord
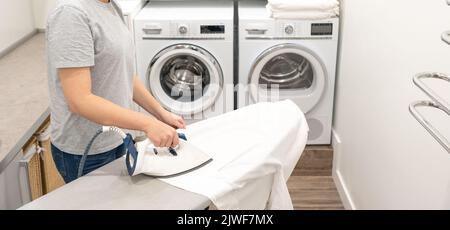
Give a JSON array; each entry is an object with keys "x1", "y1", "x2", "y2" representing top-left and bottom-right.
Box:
[
  {"x1": 77, "y1": 126, "x2": 129, "y2": 178},
  {"x1": 77, "y1": 129, "x2": 104, "y2": 178}
]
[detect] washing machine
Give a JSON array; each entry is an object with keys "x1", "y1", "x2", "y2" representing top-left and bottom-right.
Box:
[
  {"x1": 238, "y1": 0, "x2": 339, "y2": 145},
  {"x1": 134, "y1": 0, "x2": 234, "y2": 123}
]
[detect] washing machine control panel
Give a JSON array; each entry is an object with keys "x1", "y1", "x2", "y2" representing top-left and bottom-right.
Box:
[
  {"x1": 139, "y1": 21, "x2": 232, "y2": 40},
  {"x1": 173, "y1": 23, "x2": 228, "y2": 38},
  {"x1": 242, "y1": 20, "x2": 337, "y2": 40}
]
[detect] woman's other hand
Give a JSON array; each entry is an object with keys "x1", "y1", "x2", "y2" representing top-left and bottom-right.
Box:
[{"x1": 160, "y1": 110, "x2": 186, "y2": 129}]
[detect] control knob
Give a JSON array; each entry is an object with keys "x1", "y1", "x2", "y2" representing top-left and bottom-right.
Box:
[
  {"x1": 285, "y1": 25, "x2": 294, "y2": 35},
  {"x1": 179, "y1": 25, "x2": 188, "y2": 34}
]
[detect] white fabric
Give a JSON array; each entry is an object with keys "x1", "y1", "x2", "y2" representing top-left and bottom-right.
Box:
[
  {"x1": 266, "y1": 4, "x2": 339, "y2": 20},
  {"x1": 268, "y1": 0, "x2": 339, "y2": 11},
  {"x1": 158, "y1": 100, "x2": 309, "y2": 210}
]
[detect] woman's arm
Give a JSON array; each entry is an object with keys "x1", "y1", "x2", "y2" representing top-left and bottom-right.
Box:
[
  {"x1": 132, "y1": 77, "x2": 186, "y2": 129},
  {"x1": 59, "y1": 67, "x2": 179, "y2": 147}
]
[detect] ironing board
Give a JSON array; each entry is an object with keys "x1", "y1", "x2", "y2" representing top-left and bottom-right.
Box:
[
  {"x1": 19, "y1": 100, "x2": 308, "y2": 210},
  {"x1": 18, "y1": 158, "x2": 211, "y2": 210}
]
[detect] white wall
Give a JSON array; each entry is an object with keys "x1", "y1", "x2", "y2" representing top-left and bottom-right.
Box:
[
  {"x1": 0, "y1": 0, "x2": 35, "y2": 53},
  {"x1": 32, "y1": 0, "x2": 56, "y2": 30},
  {"x1": 333, "y1": 0, "x2": 450, "y2": 209}
]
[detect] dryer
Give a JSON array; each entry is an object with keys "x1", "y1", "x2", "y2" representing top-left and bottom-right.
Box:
[
  {"x1": 238, "y1": 0, "x2": 339, "y2": 145},
  {"x1": 134, "y1": 0, "x2": 234, "y2": 123}
]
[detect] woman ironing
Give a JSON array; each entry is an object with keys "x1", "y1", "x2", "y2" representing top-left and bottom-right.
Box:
[{"x1": 46, "y1": 0, "x2": 185, "y2": 183}]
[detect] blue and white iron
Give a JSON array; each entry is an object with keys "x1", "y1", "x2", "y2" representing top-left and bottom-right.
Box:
[
  {"x1": 126, "y1": 132, "x2": 212, "y2": 177},
  {"x1": 78, "y1": 126, "x2": 212, "y2": 178}
]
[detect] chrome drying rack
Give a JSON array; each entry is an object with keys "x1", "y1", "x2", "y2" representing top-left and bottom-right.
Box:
[{"x1": 409, "y1": 73, "x2": 450, "y2": 153}]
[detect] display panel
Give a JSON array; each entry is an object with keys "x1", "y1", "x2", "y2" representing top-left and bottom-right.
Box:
[
  {"x1": 311, "y1": 23, "x2": 333, "y2": 36},
  {"x1": 201, "y1": 25, "x2": 225, "y2": 34}
]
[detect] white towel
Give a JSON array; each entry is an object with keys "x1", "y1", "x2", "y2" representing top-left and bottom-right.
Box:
[
  {"x1": 159, "y1": 100, "x2": 309, "y2": 210},
  {"x1": 268, "y1": 0, "x2": 339, "y2": 11},
  {"x1": 267, "y1": 4, "x2": 339, "y2": 20}
]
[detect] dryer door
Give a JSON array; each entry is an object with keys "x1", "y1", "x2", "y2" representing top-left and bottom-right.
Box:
[
  {"x1": 147, "y1": 44, "x2": 223, "y2": 116},
  {"x1": 248, "y1": 44, "x2": 327, "y2": 113}
]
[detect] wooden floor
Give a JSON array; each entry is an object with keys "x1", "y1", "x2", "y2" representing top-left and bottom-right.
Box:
[{"x1": 287, "y1": 145, "x2": 345, "y2": 210}]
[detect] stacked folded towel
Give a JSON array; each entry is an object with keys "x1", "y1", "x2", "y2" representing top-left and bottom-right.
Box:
[{"x1": 266, "y1": 0, "x2": 340, "y2": 20}]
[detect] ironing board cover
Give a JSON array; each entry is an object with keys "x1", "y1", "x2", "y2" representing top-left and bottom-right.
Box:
[{"x1": 161, "y1": 100, "x2": 309, "y2": 210}]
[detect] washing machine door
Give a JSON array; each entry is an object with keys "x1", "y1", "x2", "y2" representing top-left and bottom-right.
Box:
[
  {"x1": 248, "y1": 44, "x2": 327, "y2": 113},
  {"x1": 147, "y1": 44, "x2": 223, "y2": 116}
]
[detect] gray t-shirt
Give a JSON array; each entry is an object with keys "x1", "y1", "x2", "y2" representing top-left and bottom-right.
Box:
[{"x1": 47, "y1": 0, "x2": 135, "y2": 154}]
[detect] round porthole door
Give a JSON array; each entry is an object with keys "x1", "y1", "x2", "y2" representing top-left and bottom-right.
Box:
[
  {"x1": 147, "y1": 44, "x2": 224, "y2": 115},
  {"x1": 248, "y1": 44, "x2": 327, "y2": 113}
]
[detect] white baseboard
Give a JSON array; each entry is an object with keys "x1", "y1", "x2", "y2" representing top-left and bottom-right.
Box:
[
  {"x1": 331, "y1": 129, "x2": 356, "y2": 210},
  {"x1": 333, "y1": 169, "x2": 356, "y2": 210},
  {"x1": 0, "y1": 29, "x2": 37, "y2": 59}
]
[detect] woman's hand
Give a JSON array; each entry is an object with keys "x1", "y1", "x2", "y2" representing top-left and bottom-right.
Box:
[
  {"x1": 144, "y1": 117, "x2": 179, "y2": 148},
  {"x1": 159, "y1": 110, "x2": 186, "y2": 129}
]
